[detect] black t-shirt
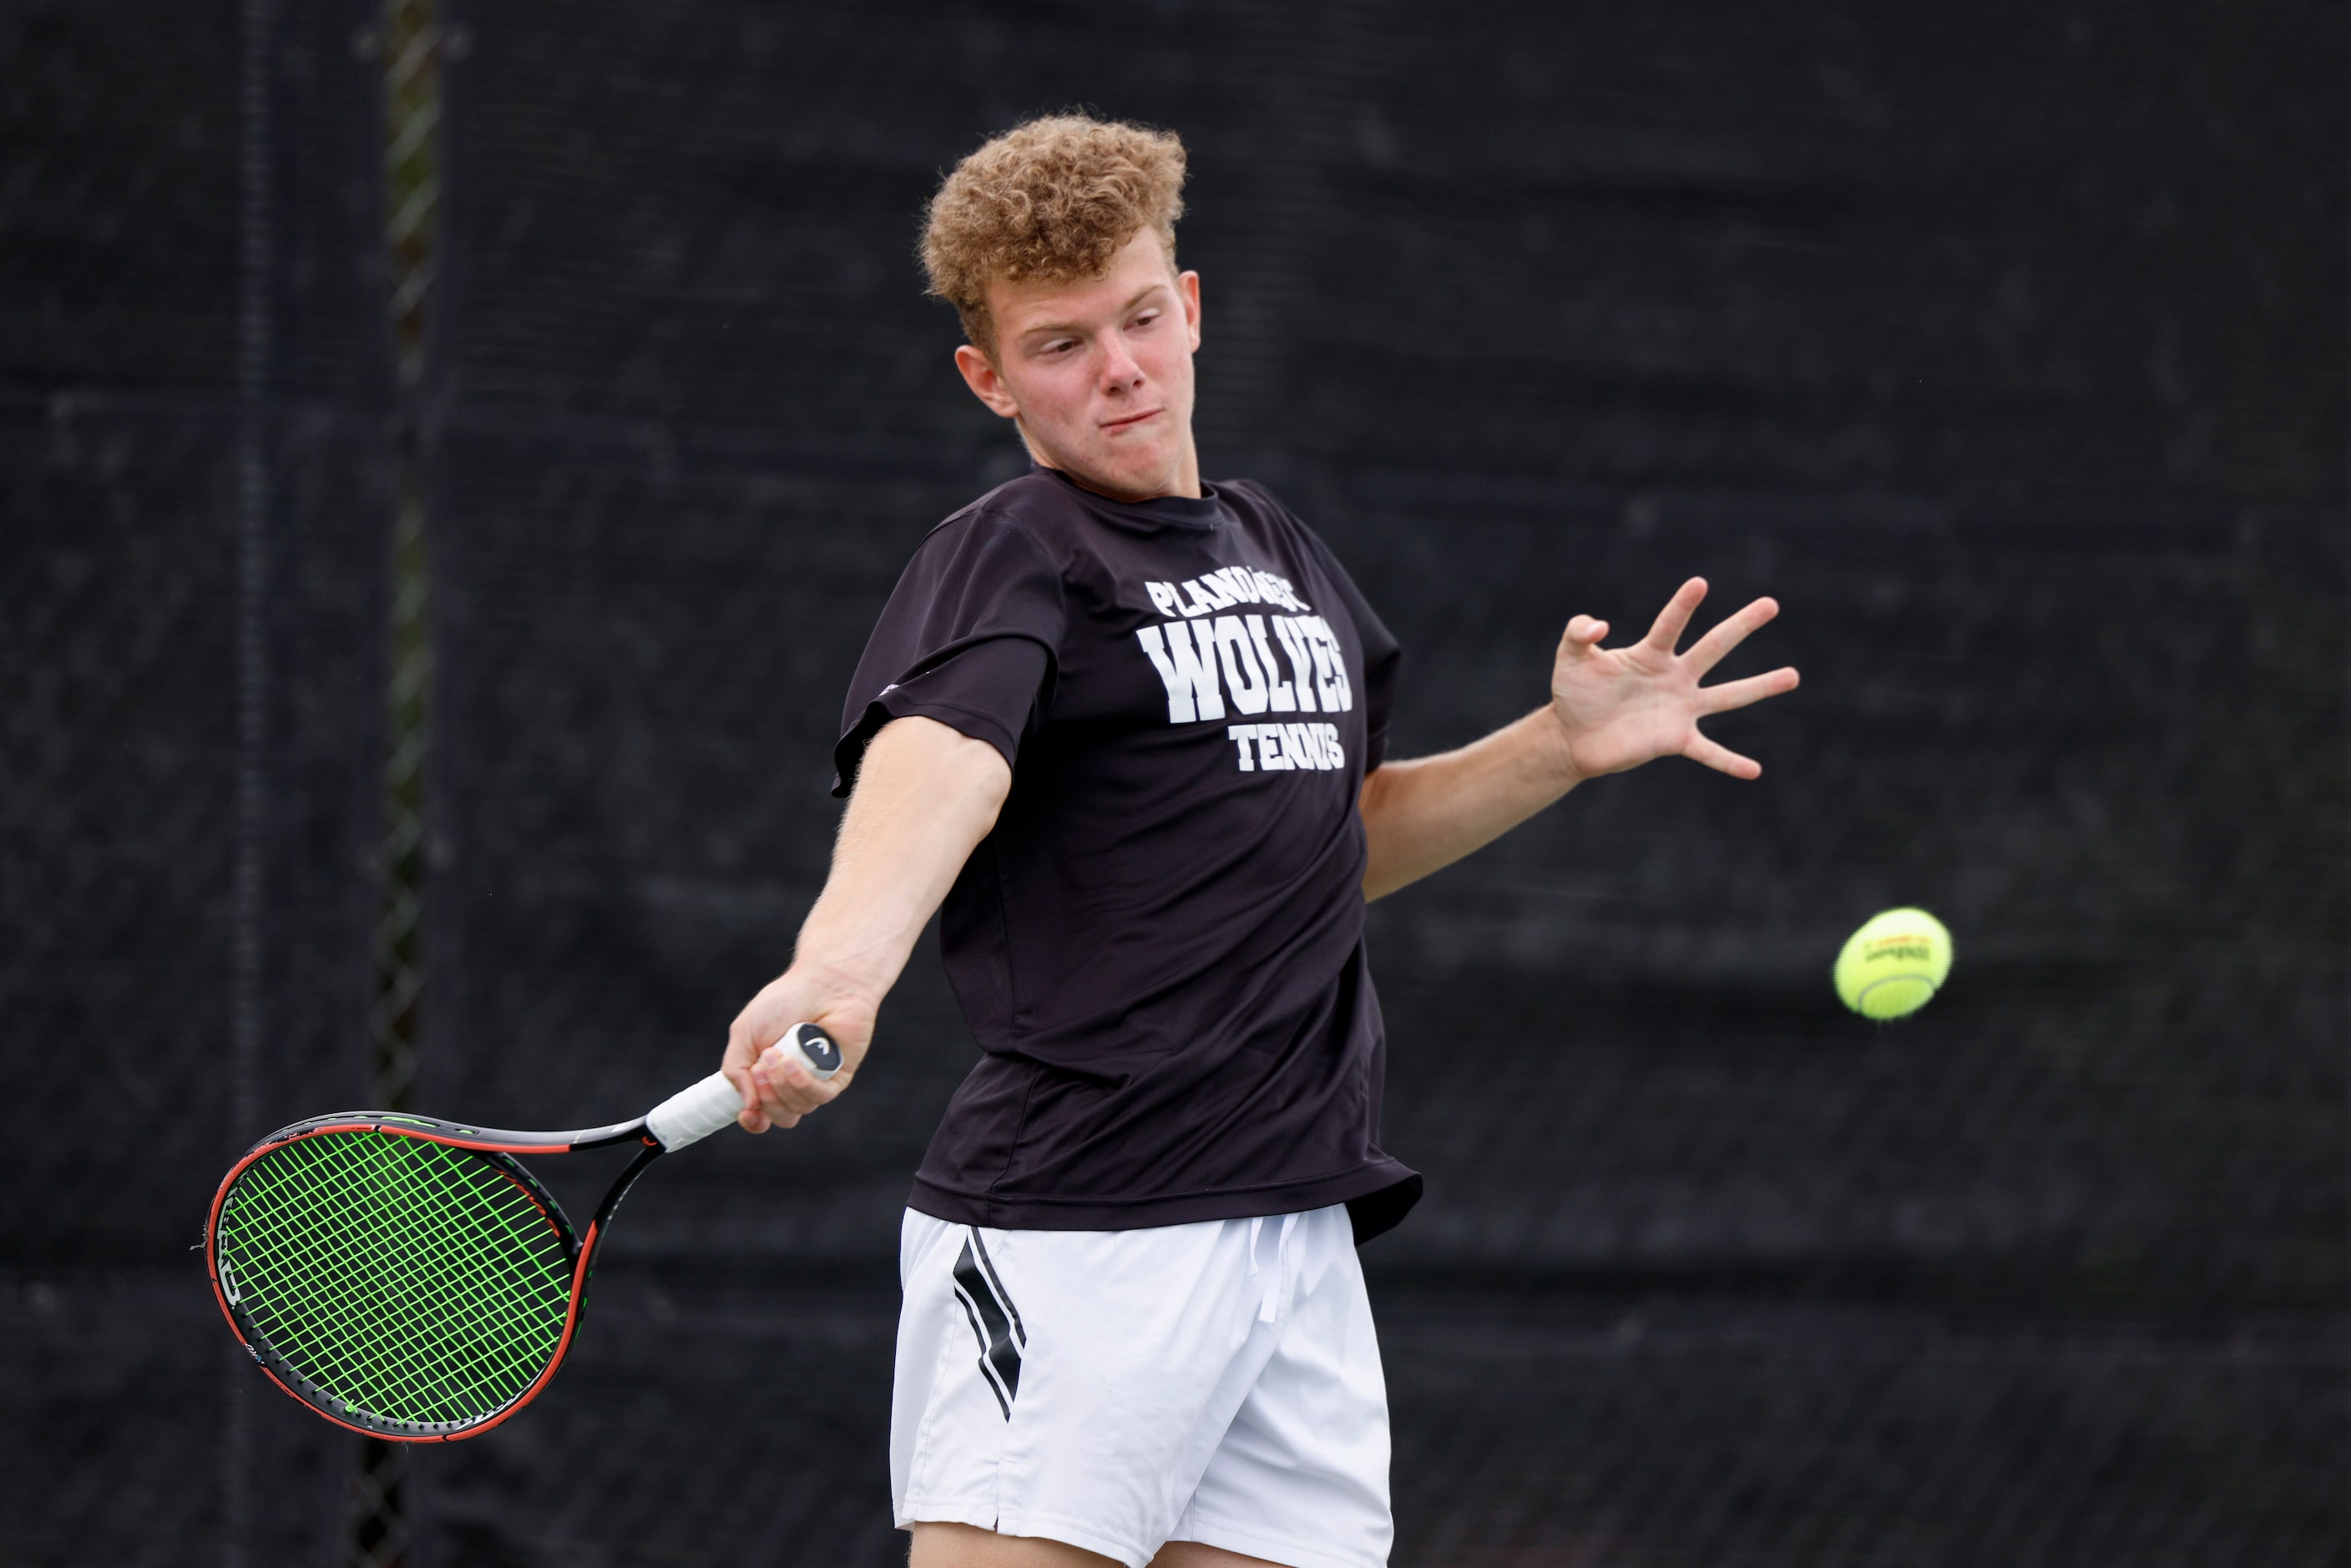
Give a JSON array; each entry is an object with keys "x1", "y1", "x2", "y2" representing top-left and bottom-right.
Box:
[{"x1": 835, "y1": 468, "x2": 1422, "y2": 1243}]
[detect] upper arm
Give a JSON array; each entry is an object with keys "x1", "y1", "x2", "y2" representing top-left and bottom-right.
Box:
[{"x1": 856, "y1": 715, "x2": 1013, "y2": 820}]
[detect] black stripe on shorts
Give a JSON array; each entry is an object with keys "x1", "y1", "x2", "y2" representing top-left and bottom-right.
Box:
[{"x1": 952, "y1": 1230, "x2": 1024, "y2": 1419}]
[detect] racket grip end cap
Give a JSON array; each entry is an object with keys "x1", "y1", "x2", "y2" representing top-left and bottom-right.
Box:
[{"x1": 786, "y1": 1022, "x2": 843, "y2": 1079}]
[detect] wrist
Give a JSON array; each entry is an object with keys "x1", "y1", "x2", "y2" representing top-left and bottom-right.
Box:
[
  {"x1": 1533, "y1": 702, "x2": 1586, "y2": 788},
  {"x1": 775, "y1": 948, "x2": 891, "y2": 1025}
]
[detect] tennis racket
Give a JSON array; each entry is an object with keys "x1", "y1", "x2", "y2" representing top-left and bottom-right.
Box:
[{"x1": 205, "y1": 1022, "x2": 841, "y2": 1442}]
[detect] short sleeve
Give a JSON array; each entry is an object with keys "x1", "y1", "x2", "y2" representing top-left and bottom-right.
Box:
[
  {"x1": 1345, "y1": 583, "x2": 1403, "y2": 771},
  {"x1": 833, "y1": 513, "x2": 1065, "y2": 795}
]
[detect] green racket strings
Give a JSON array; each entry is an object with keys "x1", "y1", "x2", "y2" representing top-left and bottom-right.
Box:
[{"x1": 215, "y1": 1130, "x2": 574, "y2": 1429}]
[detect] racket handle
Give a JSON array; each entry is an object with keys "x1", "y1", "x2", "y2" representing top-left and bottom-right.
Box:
[
  {"x1": 644, "y1": 1024, "x2": 842, "y2": 1151},
  {"x1": 645, "y1": 1074, "x2": 742, "y2": 1151}
]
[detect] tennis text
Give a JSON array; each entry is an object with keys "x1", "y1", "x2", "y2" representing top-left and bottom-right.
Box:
[{"x1": 1228, "y1": 723, "x2": 1345, "y2": 771}]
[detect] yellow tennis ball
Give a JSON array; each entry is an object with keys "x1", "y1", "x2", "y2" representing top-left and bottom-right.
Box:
[{"x1": 1834, "y1": 908, "x2": 1954, "y2": 1019}]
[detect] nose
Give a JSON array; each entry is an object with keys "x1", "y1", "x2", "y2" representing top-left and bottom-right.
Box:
[{"x1": 1097, "y1": 332, "x2": 1145, "y2": 392}]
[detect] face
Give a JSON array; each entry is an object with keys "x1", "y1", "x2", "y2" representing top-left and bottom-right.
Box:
[{"x1": 954, "y1": 230, "x2": 1204, "y2": 502}]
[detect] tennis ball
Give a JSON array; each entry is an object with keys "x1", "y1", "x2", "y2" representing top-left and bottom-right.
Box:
[{"x1": 1833, "y1": 908, "x2": 1953, "y2": 1019}]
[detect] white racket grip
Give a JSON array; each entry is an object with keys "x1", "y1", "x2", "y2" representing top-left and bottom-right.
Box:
[
  {"x1": 644, "y1": 1072, "x2": 743, "y2": 1151},
  {"x1": 643, "y1": 1024, "x2": 842, "y2": 1151}
]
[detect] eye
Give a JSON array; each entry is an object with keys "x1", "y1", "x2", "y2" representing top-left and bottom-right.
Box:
[{"x1": 1130, "y1": 310, "x2": 1160, "y2": 331}]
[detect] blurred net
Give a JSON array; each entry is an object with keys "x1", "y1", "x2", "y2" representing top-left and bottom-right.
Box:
[
  {"x1": 0, "y1": 0, "x2": 2341, "y2": 1563},
  {"x1": 399, "y1": 3, "x2": 2343, "y2": 1562},
  {"x1": 0, "y1": 0, "x2": 394, "y2": 1559}
]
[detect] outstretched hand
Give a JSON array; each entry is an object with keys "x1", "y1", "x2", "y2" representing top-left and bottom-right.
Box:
[{"x1": 1550, "y1": 578, "x2": 1798, "y2": 782}]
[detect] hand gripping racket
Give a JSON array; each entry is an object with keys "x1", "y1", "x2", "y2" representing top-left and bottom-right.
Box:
[{"x1": 205, "y1": 1023, "x2": 840, "y2": 1442}]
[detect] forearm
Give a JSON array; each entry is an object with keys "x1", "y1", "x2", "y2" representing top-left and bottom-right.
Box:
[
  {"x1": 1358, "y1": 707, "x2": 1580, "y2": 901},
  {"x1": 724, "y1": 716, "x2": 1007, "y2": 1130},
  {"x1": 792, "y1": 716, "x2": 1011, "y2": 1008}
]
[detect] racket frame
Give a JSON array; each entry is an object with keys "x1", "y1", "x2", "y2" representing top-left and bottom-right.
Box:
[
  {"x1": 206, "y1": 1108, "x2": 664, "y2": 1443},
  {"x1": 208, "y1": 1024, "x2": 836, "y2": 1442}
]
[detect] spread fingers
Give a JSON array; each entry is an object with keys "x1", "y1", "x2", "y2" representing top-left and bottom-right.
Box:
[
  {"x1": 1700, "y1": 665, "x2": 1800, "y2": 715},
  {"x1": 1640, "y1": 578, "x2": 1709, "y2": 653},
  {"x1": 1683, "y1": 596, "x2": 1780, "y2": 676},
  {"x1": 1684, "y1": 732, "x2": 1762, "y2": 780}
]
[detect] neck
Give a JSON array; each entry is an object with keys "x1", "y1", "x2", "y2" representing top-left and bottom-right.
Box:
[{"x1": 1020, "y1": 425, "x2": 1202, "y2": 503}]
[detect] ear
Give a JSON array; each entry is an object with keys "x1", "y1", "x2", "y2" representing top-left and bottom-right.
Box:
[
  {"x1": 953, "y1": 344, "x2": 1022, "y2": 420},
  {"x1": 1177, "y1": 269, "x2": 1201, "y2": 352}
]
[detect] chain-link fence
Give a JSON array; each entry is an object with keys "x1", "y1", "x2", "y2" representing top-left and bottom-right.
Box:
[
  {"x1": 351, "y1": 1, "x2": 447, "y2": 1560},
  {"x1": 3, "y1": 1, "x2": 2344, "y2": 1565}
]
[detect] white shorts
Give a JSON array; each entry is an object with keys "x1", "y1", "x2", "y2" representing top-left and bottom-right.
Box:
[{"x1": 891, "y1": 1204, "x2": 1392, "y2": 1568}]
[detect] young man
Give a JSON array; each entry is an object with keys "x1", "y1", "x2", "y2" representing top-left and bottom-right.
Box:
[{"x1": 718, "y1": 116, "x2": 1797, "y2": 1568}]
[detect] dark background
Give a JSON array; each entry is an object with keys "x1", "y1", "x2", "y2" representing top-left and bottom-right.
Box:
[{"x1": 4, "y1": 2, "x2": 2345, "y2": 1565}]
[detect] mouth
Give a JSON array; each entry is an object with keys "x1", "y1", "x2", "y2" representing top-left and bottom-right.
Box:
[{"x1": 1100, "y1": 407, "x2": 1162, "y2": 435}]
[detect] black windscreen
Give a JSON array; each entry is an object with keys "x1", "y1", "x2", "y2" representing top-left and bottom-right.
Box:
[{"x1": 4, "y1": 1, "x2": 2339, "y2": 1564}]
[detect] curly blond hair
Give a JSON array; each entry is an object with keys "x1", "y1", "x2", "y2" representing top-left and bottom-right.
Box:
[{"x1": 921, "y1": 114, "x2": 1187, "y2": 355}]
